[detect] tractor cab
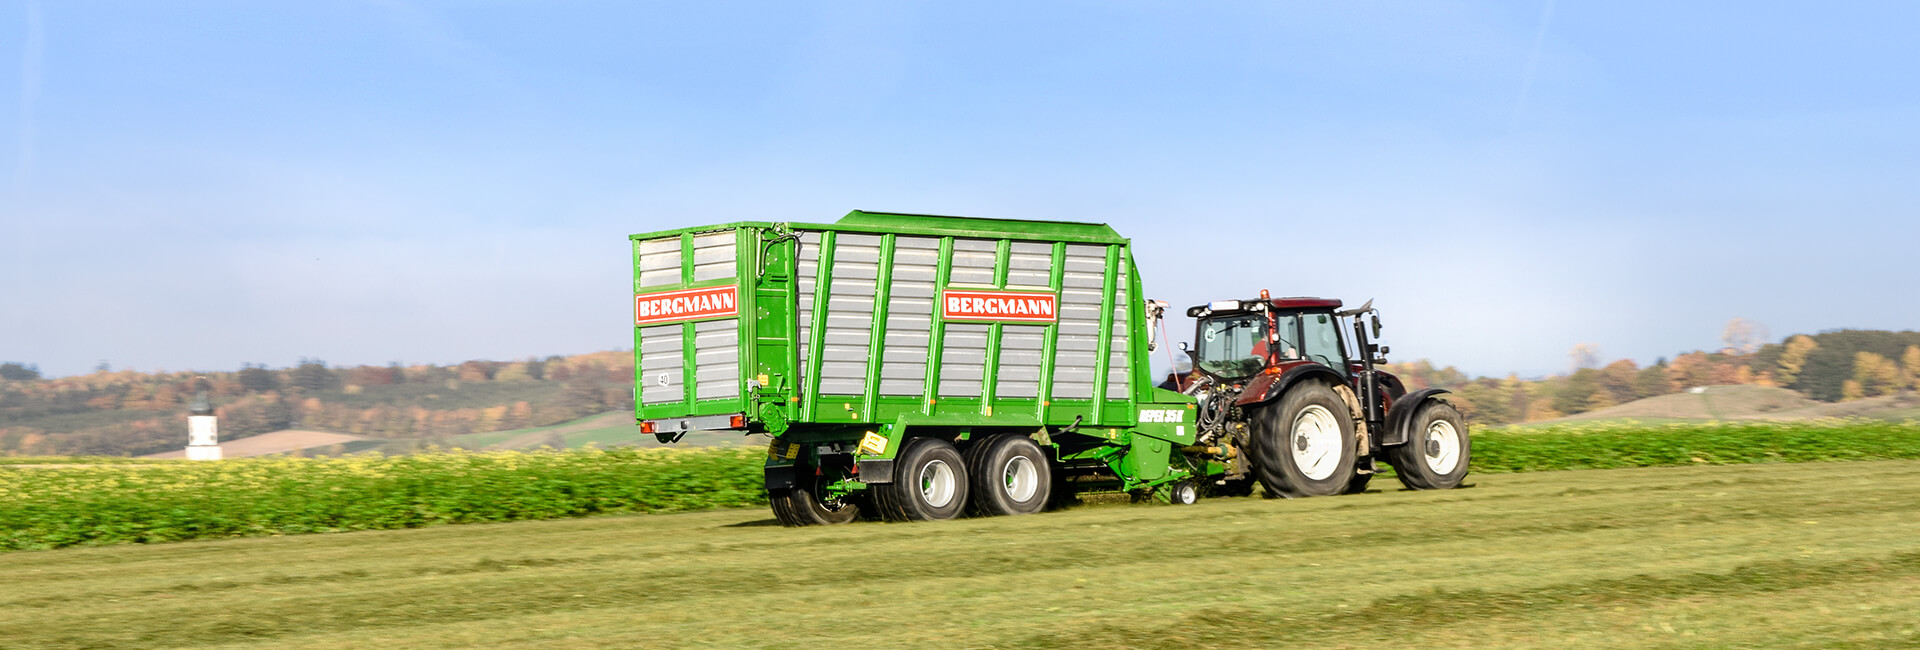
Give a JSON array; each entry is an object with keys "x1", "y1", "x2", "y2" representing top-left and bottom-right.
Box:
[{"x1": 1182, "y1": 294, "x2": 1351, "y2": 385}]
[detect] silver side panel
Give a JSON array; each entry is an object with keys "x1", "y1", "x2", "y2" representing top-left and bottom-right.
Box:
[
  {"x1": 690, "y1": 232, "x2": 737, "y2": 282},
  {"x1": 796, "y1": 231, "x2": 821, "y2": 398},
  {"x1": 1005, "y1": 241, "x2": 1054, "y2": 290},
  {"x1": 820, "y1": 233, "x2": 881, "y2": 395},
  {"x1": 948, "y1": 238, "x2": 998, "y2": 286},
  {"x1": 694, "y1": 319, "x2": 740, "y2": 400},
  {"x1": 639, "y1": 324, "x2": 684, "y2": 404},
  {"x1": 997, "y1": 324, "x2": 1046, "y2": 398},
  {"x1": 1107, "y1": 258, "x2": 1131, "y2": 399},
  {"x1": 636, "y1": 237, "x2": 682, "y2": 288},
  {"x1": 880, "y1": 236, "x2": 939, "y2": 396},
  {"x1": 1052, "y1": 244, "x2": 1108, "y2": 399},
  {"x1": 940, "y1": 323, "x2": 990, "y2": 397}
]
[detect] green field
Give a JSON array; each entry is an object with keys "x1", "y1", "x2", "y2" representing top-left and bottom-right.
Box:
[{"x1": 4, "y1": 459, "x2": 1918, "y2": 648}]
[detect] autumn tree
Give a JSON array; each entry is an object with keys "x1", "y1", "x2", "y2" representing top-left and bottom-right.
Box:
[
  {"x1": 1553, "y1": 369, "x2": 1605, "y2": 416},
  {"x1": 1455, "y1": 379, "x2": 1515, "y2": 425},
  {"x1": 1597, "y1": 359, "x2": 1640, "y2": 405},
  {"x1": 1903, "y1": 346, "x2": 1920, "y2": 391},
  {"x1": 238, "y1": 364, "x2": 279, "y2": 392},
  {"x1": 1853, "y1": 352, "x2": 1901, "y2": 397},
  {"x1": 457, "y1": 361, "x2": 499, "y2": 382},
  {"x1": 1635, "y1": 360, "x2": 1673, "y2": 398},
  {"x1": 1721, "y1": 318, "x2": 1768, "y2": 354},
  {"x1": 0, "y1": 362, "x2": 42, "y2": 381},
  {"x1": 291, "y1": 358, "x2": 339, "y2": 391},
  {"x1": 1775, "y1": 335, "x2": 1818, "y2": 384},
  {"x1": 1568, "y1": 344, "x2": 1600, "y2": 371}
]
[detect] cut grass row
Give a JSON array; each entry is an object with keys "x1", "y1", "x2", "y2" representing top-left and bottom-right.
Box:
[
  {"x1": 6, "y1": 459, "x2": 1919, "y2": 648},
  {"x1": 3, "y1": 419, "x2": 1917, "y2": 552}
]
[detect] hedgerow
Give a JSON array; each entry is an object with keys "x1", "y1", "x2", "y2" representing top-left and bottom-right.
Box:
[
  {"x1": 1472, "y1": 419, "x2": 1920, "y2": 473},
  {"x1": 0, "y1": 447, "x2": 765, "y2": 551},
  {"x1": 4, "y1": 419, "x2": 1916, "y2": 551}
]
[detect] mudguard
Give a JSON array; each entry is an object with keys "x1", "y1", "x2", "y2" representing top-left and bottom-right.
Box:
[
  {"x1": 1234, "y1": 363, "x2": 1347, "y2": 408},
  {"x1": 1382, "y1": 388, "x2": 1451, "y2": 446}
]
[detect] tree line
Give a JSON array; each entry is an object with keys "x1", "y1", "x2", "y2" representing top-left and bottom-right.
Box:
[
  {"x1": 0, "y1": 352, "x2": 636, "y2": 457},
  {"x1": 1391, "y1": 328, "x2": 1920, "y2": 426}
]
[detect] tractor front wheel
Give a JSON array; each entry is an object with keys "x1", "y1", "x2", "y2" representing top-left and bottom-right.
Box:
[
  {"x1": 1250, "y1": 382, "x2": 1357, "y2": 498},
  {"x1": 1386, "y1": 401, "x2": 1470, "y2": 490}
]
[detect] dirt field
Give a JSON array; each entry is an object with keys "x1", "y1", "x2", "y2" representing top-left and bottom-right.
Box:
[
  {"x1": 1554, "y1": 385, "x2": 1919, "y2": 423},
  {"x1": 4, "y1": 459, "x2": 1917, "y2": 648},
  {"x1": 142, "y1": 430, "x2": 368, "y2": 459}
]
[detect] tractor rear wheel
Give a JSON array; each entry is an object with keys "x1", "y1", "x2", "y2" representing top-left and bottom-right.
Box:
[
  {"x1": 1387, "y1": 401, "x2": 1470, "y2": 490},
  {"x1": 1249, "y1": 382, "x2": 1357, "y2": 498},
  {"x1": 769, "y1": 483, "x2": 860, "y2": 526},
  {"x1": 872, "y1": 437, "x2": 970, "y2": 521},
  {"x1": 968, "y1": 435, "x2": 1052, "y2": 516}
]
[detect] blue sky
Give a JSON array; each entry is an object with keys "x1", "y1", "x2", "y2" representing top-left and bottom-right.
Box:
[{"x1": 3, "y1": 1, "x2": 1917, "y2": 379}]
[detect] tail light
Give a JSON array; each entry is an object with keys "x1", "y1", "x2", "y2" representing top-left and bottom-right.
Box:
[
  {"x1": 639, "y1": 421, "x2": 656, "y2": 434},
  {"x1": 729, "y1": 414, "x2": 747, "y2": 429}
]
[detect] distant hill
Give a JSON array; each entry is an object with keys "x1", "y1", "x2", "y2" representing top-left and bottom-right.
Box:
[
  {"x1": 2, "y1": 352, "x2": 636, "y2": 457},
  {"x1": 1547, "y1": 384, "x2": 1920, "y2": 424},
  {"x1": 134, "y1": 411, "x2": 763, "y2": 459}
]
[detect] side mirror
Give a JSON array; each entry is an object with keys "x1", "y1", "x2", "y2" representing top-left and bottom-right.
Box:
[{"x1": 1370, "y1": 313, "x2": 1382, "y2": 338}]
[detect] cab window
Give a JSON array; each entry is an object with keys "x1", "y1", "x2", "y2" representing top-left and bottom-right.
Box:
[{"x1": 1301, "y1": 312, "x2": 1346, "y2": 371}]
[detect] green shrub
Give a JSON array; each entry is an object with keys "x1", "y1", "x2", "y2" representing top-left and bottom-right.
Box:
[
  {"x1": 0, "y1": 447, "x2": 765, "y2": 551},
  {"x1": 1472, "y1": 419, "x2": 1920, "y2": 473}
]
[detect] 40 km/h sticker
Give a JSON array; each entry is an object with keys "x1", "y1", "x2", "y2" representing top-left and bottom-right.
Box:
[
  {"x1": 635, "y1": 285, "x2": 739, "y2": 325},
  {"x1": 858, "y1": 432, "x2": 889, "y2": 456}
]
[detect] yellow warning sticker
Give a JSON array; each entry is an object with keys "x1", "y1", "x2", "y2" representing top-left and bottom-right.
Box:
[{"x1": 858, "y1": 432, "x2": 888, "y2": 456}]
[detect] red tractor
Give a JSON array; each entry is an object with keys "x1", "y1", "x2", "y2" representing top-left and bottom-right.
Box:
[{"x1": 1168, "y1": 292, "x2": 1469, "y2": 497}]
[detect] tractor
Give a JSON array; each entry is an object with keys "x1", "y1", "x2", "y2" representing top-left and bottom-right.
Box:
[{"x1": 1170, "y1": 291, "x2": 1469, "y2": 497}]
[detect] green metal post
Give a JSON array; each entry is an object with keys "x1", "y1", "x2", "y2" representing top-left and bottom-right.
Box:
[
  {"x1": 1036, "y1": 241, "x2": 1065, "y2": 422},
  {"x1": 802, "y1": 231, "x2": 836, "y2": 422},
  {"x1": 862, "y1": 234, "x2": 896, "y2": 420},
  {"x1": 680, "y1": 233, "x2": 697, "y2": 407},
  {"x1": 920, "y1": 237, "x2": 955, "y2": 415},
  {"x1": 979, "y1": 239, "x2": 1011, "y2": 414},
  {"x1": 1090, "y1": 244, "x2": 1118, "y2": 424}
]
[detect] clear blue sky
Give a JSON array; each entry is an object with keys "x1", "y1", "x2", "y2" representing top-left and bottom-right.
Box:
[{"x1": 3, "y1": 2, "x2": 1917, "y2": 379}]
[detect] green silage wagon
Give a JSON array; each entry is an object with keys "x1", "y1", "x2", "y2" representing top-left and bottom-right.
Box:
[{"x1": 631, "y1": 210, "x2": 1204, "y2": 525}]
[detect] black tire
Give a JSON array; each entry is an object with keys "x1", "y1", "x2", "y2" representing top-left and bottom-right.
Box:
[
  {"x1": 1387, "y1": 401, "x2": 1470, "y2": 490},
  {"x1": 969, "y1": 435, "x2": 1052, "y2": 516},
  {"x1": 1249, "y1": 381, "x2": 1357, "y2": 498},
  {"x1": 1168, "y1": 480, "x2": 1199, "y2": 505},
  {"x1": 871, "y1": 437, "x2": 970, "y2": 521},
  {"x1": 768, "y1": 483, "x2": 860, "y2": 526}
]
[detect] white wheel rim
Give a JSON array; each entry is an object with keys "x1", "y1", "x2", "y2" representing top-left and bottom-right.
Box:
[
  {"x1": 1424, "y1": 420, "x2": 1462, "y2": 475},
  {"x1": 919, "y1": 459, "x2": 957, "y2": 508},
  {"x1": 1290, "y1": 404, "x2": 1343, "y2": 481},
  {"x1": 1002, "y1": 455, "x2": 1039, "y2": 502},
  {"x1": 1177, "y1": 484, "x2": 1196, "y2": 504}
]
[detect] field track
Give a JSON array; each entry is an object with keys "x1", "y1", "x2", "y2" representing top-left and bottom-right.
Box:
[{"x1": 4, "y1": 459, "x2": 1919, "y2": 648}]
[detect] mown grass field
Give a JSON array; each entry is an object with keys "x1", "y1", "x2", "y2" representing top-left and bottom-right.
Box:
[{"x1": 3, "y1": 458, "x2": 1918, "y2": 648}]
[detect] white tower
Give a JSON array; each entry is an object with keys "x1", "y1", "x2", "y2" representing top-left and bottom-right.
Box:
[{"x1": 185, "y1": 388, "x2": 222, "y2": 461}]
